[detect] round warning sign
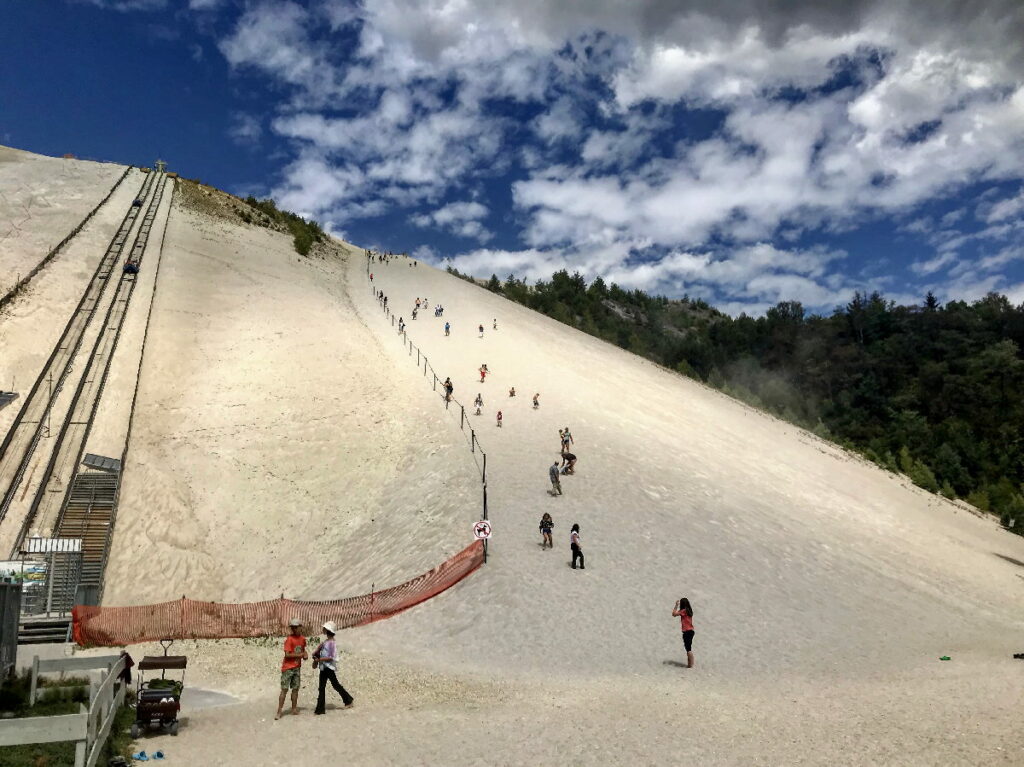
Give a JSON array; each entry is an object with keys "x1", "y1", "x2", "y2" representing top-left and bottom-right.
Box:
[{"x1": 473, "y1": 520, "x2": 492, "y2": 540}]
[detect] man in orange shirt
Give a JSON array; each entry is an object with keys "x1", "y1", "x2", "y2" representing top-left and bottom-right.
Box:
[{"x1": 275, "y1": 618, "x2": 308, "y2": 720}]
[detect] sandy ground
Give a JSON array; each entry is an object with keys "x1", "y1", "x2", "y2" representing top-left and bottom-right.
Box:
[
  {"x1": 0, "y1": 145, "x2": 126, "y2": 300},
  {"x1": 102, "y1": 201, "x2": 479, "y2": 603},
  {"x1": 3, "y1": 145, "x2": 1023, "y2": 764}
]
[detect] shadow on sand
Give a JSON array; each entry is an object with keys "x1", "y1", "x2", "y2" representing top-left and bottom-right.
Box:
[{"x1": 662, "y1": 660, "x2": 688, "y2": 669}]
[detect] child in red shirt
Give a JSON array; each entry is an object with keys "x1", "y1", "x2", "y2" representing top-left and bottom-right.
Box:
[{"x1": 276, "y1": 618, "x2": 308, "y2": 719}]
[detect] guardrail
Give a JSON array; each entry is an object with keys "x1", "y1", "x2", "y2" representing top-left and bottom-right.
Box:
[{"x1": 0, "y1": 653, "x2": 127, "y2": 767}]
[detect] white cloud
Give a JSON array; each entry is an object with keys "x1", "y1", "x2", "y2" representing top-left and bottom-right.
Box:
[
  {"x1": 410, "y1": 201, "x2": 493, "y2": 242},
  {"x1": 228, "y1": 113, "x2": 262, "y2": 145},
  {"x1": 211, "y1": 0, "x2": 1024, "y2": 309},
  {"x1": 983, "y1": 189, "x2": 1024, "y2": 223}
]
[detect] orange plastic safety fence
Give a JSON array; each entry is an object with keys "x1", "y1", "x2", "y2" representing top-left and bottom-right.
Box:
[{"x1": 73, "y1": 540, "x2": 484, "y2": 647}]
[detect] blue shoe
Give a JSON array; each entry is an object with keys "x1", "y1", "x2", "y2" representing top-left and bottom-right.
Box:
[
  {"x1": 132, "y1": 753, "x2": 149, "y2": 762},
  {"x1": 153, "y1": 753, "x2": 165, "y2": 761}
]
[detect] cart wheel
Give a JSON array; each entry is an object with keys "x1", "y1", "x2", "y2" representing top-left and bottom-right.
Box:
[
  {"x1": 130, "y1": 723, "x2": 140, "y2": 739},
  {"x1": 170, "y1": 721, "x2": 179, "y2": 736}
]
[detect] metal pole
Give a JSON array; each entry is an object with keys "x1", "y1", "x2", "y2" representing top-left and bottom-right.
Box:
[
  {"x1": 471, "y1": 430, "x2": 475, "y2": 453},
  {"x1": 417, "y1": 348, "x2": 420, "y2": 365},
  {"x1": 460, "y1": 405, "x2": 465, "y2": 430},
  {"x1": 482, "y1": 484, "x2": 488, "y2": 564},
  {"x1": 482, "y1": 452, "x2": 487, "y2": 484}
]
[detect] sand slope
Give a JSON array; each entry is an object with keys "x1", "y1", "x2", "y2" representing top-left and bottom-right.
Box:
[
  {"x1": 0, "y1": 145, "x2": 126, "y2": 299},
  {"x1": 348, "y1": 254, "x2": 1024, "y2": 682},
  {"x1": 103, "y1": 203, "x2": 480, "y2": 604},
  {"x1": 4, "y1": 148, "x2": 1022, "y2": 762}
]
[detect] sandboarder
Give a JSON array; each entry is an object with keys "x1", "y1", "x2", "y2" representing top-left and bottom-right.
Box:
[{"x1": 671, "y1": 598, "x2": 695, "y2": 668}]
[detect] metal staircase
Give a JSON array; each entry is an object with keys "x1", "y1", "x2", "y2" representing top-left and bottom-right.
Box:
[{"x1": 55, "y1": 472, "x2": 119, "y2": 588}]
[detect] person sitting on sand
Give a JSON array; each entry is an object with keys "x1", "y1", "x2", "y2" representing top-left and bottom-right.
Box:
[
  {"x1": 509, "y1": 386, "x2": 516, "y2": 397},
  {"x1": 474, "y1": 393, "x2": 483, "y2": 415},
  {"x1": 496, "y1": 410, "x2": 503, "y2": 428},
  {"x1": 276, "y1": 618, "x2": 308, "y2": 720},
  {"x1": 539, "y1": 513, "x2": 554, "y2": 549},
  {"x1": 671, "y1": 598, "x2": 695, "y2": 668},
  {"x1": 560, "y1": 451, "x2": 577, "y2": 474}
]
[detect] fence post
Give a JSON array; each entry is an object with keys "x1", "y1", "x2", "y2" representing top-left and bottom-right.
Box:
[
  {"x1": 471, "y1": 429, "x2": 475, "y2": 453},
  {"x1": 460, "y1": 405, "x2": 464, "y2": 430},
  {"x1": 482, "y1": 452, "x2": 487, "y2": 484},
  {"x1": 433, "y1": 374, "x2": 437, "y2": 391},
  {"x1": 482, "y1": 484, "x2": 488, "y2": 563},
  {"x1": 417, "y1": 348, "x2": 420, "y2": 365}
]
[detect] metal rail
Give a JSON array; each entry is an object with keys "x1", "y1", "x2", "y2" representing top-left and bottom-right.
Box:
[
  {"x1": 0, "y1": 171, "x2": 155, "y2": 538},
  {"x1": 14, "y1": 174, "x2": 168, "y2": 556}
]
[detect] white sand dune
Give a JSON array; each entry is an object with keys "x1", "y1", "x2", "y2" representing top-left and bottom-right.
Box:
[
  {"x1": 0, "y1": 145, "x2": 126, "y2": 299},
  {"x1": 4, "y1": 148, "x2": 1023, "y2": 763}
]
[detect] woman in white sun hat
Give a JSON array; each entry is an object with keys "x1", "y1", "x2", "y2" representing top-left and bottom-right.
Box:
[{"x1": 312, "y1": 620, "x2": 354, "y2": 714}]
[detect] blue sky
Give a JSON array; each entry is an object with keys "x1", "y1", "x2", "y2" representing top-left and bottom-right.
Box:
[{"x1": 3, "y1": 1, "x2": 1023, "y2": 315}]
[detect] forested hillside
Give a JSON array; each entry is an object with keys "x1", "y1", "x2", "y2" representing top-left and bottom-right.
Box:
[{"x1": 454, "y1": 268, "x2": 1024, "y2": 531}]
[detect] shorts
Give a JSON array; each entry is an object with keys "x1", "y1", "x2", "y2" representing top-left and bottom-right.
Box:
[
  {"x1": 682, "y1": 630, "x2": 695, "y2": 652},
  {"x1": 280, "y1": 668, "x2": 301, "y2": 690}
]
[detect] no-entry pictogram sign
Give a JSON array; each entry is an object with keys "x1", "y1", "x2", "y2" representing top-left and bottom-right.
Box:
[{"x1": 473, "y1": 520, "x2": 492, "y2": 540}]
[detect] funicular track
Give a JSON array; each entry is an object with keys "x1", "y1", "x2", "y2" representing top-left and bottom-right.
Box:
[
  {"x1": 9, "y1": 173, "x2": 169, "y2": 560},
  {"x1": 0, "y1": 170, "x2": 158, "y2": 550}
]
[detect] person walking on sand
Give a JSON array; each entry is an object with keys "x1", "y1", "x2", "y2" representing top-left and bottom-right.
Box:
[
  {"x1": 496, "y1": 410, "x2": 503, "y2": 428},
  {"x1": 445, "y1": 321, "x2": 451, "y2": 336},
  {"x1": 443, "y1": 377, "x2": 454, "y2": 402},
  {"x1": 312, "y1": 621, "x2": 354, "y2": 714},
  {"x1": 563, "y1": 427, "x2": 574, "y2": 447},
  {"x1": 532, "y1": 393, "x2": 540, "y2": 409},
  {"x1": 672, "y1": 598, "x2": 695, "y2": 668},
  {"x1": 570, "y1": 523, "x2": 584, "y2": 569},
  {"x1": 479, "y1": 324, "x2": 484, "y2": 338},
  {"x1": 549, "y1": 461, "x2": 562, "y2": 496},
  {"x1": 493, "y1": 318, "x2": 497, "y2": 330},
  {"x1": 539, "y1": 512, "x2": 554, "y2": 549},
  {"x1": 479, "y1": 366, "x2": 487, "y2": 383},
  {"x1": 474, "y1": 393, "x2": 483, "y2": 415},
  {"x1": 276, "y1": 618, "x2": 308, "y2": 720}
]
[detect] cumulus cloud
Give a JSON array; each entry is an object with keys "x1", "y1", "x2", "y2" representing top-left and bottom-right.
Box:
[
  {"x1": 204, "y1": 0, "x2": 1024, "y2": 312},
  {"x1": 411, "y1": 201, "x2": 493, "y2": 242}
]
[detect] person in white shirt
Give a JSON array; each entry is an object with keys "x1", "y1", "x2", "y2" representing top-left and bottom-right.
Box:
[{"x1": 312, "y1": 621, "x2": 354, "y2": 714}]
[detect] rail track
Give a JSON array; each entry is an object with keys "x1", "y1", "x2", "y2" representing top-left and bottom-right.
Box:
[
  {"x1": 0, "y1": 169, "x2": 161, "y2": 556},
  {"x1": 21, "y1": 173, "x2": 170, "y2": 557}
]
